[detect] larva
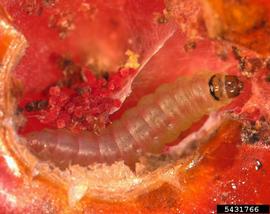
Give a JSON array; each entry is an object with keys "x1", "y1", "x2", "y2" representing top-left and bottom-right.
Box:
[{"x1": 25, "y1": 73, "x2": 243, "y2": 167}]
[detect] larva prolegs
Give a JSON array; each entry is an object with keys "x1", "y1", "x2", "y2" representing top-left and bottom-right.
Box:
[
  {"x1": 121, "y1": 108, "x2": 153, "y2": 152},
  {"x1": 111, "y1": 120, "x2": 138, "y2": 167},
  {"x1": 52, "y1": 130, "x2": 79, "y2": 167},
  {"x1": 138, "y1": 105, "x2": 168, "y2": 153},
  {"x1": 75, "y1": 133, "x2": 101, "y2": 166},
  {"x1": 98, "y1": 129, "x2": 121, "y2": 164},
  {"x1": 155, "y1": 94, "x2": 185, "y2": 145}
]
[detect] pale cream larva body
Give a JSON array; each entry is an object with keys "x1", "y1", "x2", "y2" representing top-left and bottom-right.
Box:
[{"x1": 25, "y1": 73, "x2": 243, "y2": 167}]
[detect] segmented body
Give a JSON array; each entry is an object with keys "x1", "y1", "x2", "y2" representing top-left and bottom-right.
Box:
[{"x1": 26, "y1": 73, "x2": 236, "y2": 167}]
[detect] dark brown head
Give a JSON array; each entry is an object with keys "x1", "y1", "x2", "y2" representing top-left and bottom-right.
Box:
[{"x1": 209, "y1": 74, "x2": 243, "y2": 101}]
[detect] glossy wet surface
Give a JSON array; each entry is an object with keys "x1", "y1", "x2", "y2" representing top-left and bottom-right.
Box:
[{"x1": 0, "y1": 0, "x2": 270, "y2": 213}]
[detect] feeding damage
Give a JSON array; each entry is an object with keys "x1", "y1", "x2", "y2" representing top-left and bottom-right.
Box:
[
  {"x1": 241, "y1": 118, "x2": 270, "y2": 145},
  {"x1": 0, "y1": 6, "x2": 27, "y2": 177},
  {"x1": 1, "y1": 0, "x2": 264, "y2": 210},
  {"x1": 0, "y1": 28, "x2": 244, "y2": 203},
  {"x1": 0, "y1": 12, "x2": 27, "y2": 135}
]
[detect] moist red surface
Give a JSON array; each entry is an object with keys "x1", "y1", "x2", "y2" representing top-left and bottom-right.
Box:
[
  {"x1": 173, "y1": 122, "x2": 270, "y2": 213},
  {"x1": 0, "y1": 0, "x2": 269, "y2": 213},
  {"x1": 2, "y1": 0, "x2": 177, "y2": 133}
]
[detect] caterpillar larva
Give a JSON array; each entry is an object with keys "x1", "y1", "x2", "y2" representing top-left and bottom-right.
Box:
[{"x1": 25, "y1": 73, "x2": 243, "y2": 167}]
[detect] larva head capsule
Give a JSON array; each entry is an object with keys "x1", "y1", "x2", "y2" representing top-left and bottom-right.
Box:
[{"x1": 209, "y1": 74, "x2": 243, "y2": 101}]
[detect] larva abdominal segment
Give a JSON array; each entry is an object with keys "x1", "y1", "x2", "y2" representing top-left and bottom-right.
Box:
[{"x1": 25, "y1": 73, "x2": 238, "y2": 167}]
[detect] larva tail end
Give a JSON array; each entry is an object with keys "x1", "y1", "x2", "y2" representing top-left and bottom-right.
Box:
[
  {"x1": 24, "y1": 130, "x2": 56, "y2": 159},
  {"x1": 25, "y1": 133, "x2": 44, "y2": 154}
]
